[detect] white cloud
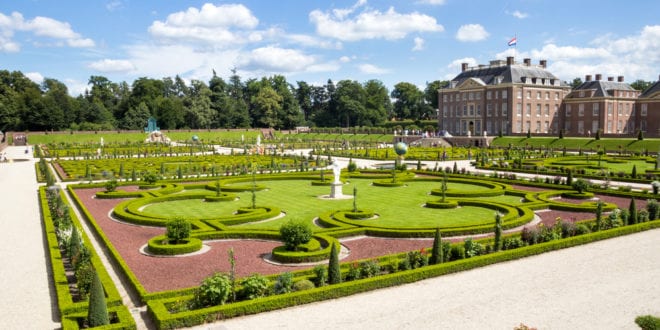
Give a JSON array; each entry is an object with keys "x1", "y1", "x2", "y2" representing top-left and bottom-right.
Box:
[
  {"x1": 339, "y1": 56, "x2": 353, "y2": 63},
  {"x1": 510, "y1": 10, "x2": 528, "y2": 19},
  {"x1": 106, "y1": 1, "x2": 123, "y2": 11},
  {"x1": 358, "y1": 63, "x2": 389, "y2": 74},
  {"x1": 416, "y1": 0, "x2": 447, "y2": 5},
  {"x1": 309, "y1": 4, "x2": 444, "y2": 41},
  {"x1": 87, "y1": 59, "x2": 136, "y2": 73},
  {"x1": 0, "y1": 11, "x2": 94, "y2": 51},
  {"x1": 456, "y1": 24, "x2": 489, "y2": 42},
  {"x1": 237, "y1": 46, "x2": 317, "y2": 72},
  {"x1": 493, "y1": 25, "x2": 660, "y2": 81},
  {"x1": 447, "y1": 57, "x2": 478, "y2": 70},
  {"x1": 25, "y1": 72, "x2": 44, "y2": 85},
  {"x1": 148, "y1": 3, "x2": 259, "y2": 46},
  {"x1": 412, "y1": 37, "x2": 425, "y2": 51},
  {"x1": 285, "y1": 33, "x2": 342, "y2": 50}
]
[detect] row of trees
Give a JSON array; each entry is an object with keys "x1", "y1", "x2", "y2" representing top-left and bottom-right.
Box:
[{"x1": 0, "y1": 69, "x2": 446, "y2": 132}]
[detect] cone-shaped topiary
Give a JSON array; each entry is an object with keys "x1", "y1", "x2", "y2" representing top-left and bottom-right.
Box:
[
  {"x1": 494, "y1": 213, "x2": 502, "y2": 251},
  {"x1": 429, "y1": 228, "x2": 443, "y2": 265},
  {"x1": 328, "y1": 242, "x2": 341, "y2": 284},
  {"x1": 629, "y1": 197, "x2": 638, "y2": 225},
  {"x1": 69, "y1": 227, "x2": 80, "y2": 259},
  {"x1": 87, "y1": 269, "x2": 109, "y2": 327}
]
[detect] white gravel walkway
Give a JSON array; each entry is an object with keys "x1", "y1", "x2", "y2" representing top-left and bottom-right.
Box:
[{"x1": 0, "y1": 146, "x2": 59, "y2": 329}]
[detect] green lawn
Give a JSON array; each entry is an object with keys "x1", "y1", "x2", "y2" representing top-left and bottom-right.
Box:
[{"x1": 140, "y1": 179, "x2": 502, "y2": 231}]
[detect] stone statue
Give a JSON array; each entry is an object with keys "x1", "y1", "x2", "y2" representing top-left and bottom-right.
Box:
[{"x1": 331, "y1": 161, "x2": 341, "y2": 184}]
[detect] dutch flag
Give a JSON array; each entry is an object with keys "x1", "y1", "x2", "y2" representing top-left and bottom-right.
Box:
[{"x1": 508, "y1": 37, "x2": 517, "y2": 46}]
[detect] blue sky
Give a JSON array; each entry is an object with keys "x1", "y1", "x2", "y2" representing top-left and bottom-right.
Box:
[{"x1": 1, "y1": 0, "x2": 659, "y2": 95}]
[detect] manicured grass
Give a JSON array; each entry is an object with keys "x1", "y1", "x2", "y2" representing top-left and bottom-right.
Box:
[
  {"x1": 492, "y1": 136, "x2": 660, "y2": 152},
  {"x1": 140, "y1": 179, "x2": 502, "y2": 231}
]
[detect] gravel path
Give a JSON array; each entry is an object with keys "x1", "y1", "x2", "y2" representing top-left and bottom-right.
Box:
[{"x1": 0, "y1": 146, "x2": 59, "y2": 329}]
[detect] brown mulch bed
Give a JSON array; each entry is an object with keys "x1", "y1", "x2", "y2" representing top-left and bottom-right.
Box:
[{"x1": 510, "y1": 185, "x2": 550, "y2": 192}]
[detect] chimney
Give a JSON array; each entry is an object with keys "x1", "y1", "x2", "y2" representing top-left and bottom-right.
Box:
[
  {"x1": 608, "y1": 77, "x2": 614, "y2": 81},
  {"x1": 506, "y1": 56, "x2": 514, "y2": 65},
  {"x1": 461, "y1": 63, "x2": 468, "y2": 72},
  {"x1": 617, "y1": 76, "x2": 624, "y2": 82},
  {"x1": 585, "y1": 75, "x2": 592, "y2": 82},
  {"x1": 523, "y1": 58, "x2": 531, "y2": 66},
  {"x1": 539, "y1": 60, "x2": 547, "y2": 68},
  {"x1": 595, "y1": 74, "x2": 602, "y2": 81}
]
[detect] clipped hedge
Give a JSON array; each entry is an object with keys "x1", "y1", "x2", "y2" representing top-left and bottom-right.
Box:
[
  {"x1": 147, "y1": 220, "x2": 660, "y2": 329},
  {"x1": 60, "y1": 305, "x2": 137, "y2": 330},
  {"x1": 371, "y1": 180, "x2": 405, "y2": 187},
  {"x1": 424, "y1": 200, "x2": 459, "y2": 209},
  {"x1": 147, "y1": 236, "x2": 203, "y2": 256},
  {"x1": 39, "y1": 187, "x2": 135, "y2": 329}
]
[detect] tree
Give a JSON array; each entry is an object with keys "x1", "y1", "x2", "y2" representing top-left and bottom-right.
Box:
[
  {"x1": 630, "y1": 79, "x2": 653, "y2": 91},
  {"x1": 595, "y1": 201, "x2": 603, "y2": 231},
  {"x1": 252, "y1": 85, "x2": 283, "y2": 128},
  {"x1": 391, "y1": 82, "x2": 426, "y2": 120},
  {"x1": 166, "y1": 218, "x2": 191, "y2": 244},
  {"x1": 429, "y1": 228, "x2": 443, "y2": 264},
  {"x1": 572, "y1": 178, "x2": 589, "y2": 194},
  {"x1": 566, "y1": 170, "x2": 573, "y2": 186},
  {"x1": 119, "y1": 102, "x2": 151, "y2": 130},
  {"x1": 279, "y1": 220, "x2": 312, "y2": 251},
  {"x1": 328, "y1": 242, "x2": 341, "y2": 284},
  {"x1": 494, "y1": 213, "x2": 503, "y2": 251},
  {"x1": 632, "y1": 164, "x2": 638, "y2": 178},
  {"x1": 647, "y1": 199, "x2": 660, "y2": 220},
  {"x1": 638, "y1": 130, "x2": 644, "y2": 141},
  {"x1": 569, "y1": 77, "x2": 583, "y2": 89},
  {"x1": 629, "y1": 197, "x2": 638, "y2": 225},
  {"x1": 87, "y1": 269, "x2": 109, "y2": 327},
  {"x1": 362, "y1": 80, "x2": 391, "y2": 126}
]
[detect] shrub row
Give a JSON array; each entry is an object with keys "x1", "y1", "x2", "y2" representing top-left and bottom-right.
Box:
[
  {"x1": 147, "y1": 219, "x2": 660, "y2": 329},
  {"x1": 147, "y1": 236, "x2": 204, "y2": 256},
  {"x1": 39, "y1": 187, "x2": 136, "y2": 328}
]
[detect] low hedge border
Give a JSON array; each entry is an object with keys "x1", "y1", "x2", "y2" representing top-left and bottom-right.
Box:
[
  {"x1": 147, "y1": 236, "x2": 203, "y2": 256},
  {"x1": 424, "y1": 200, "x2": 459, "y2": 209},
  {"x1": 371, "y1": 180, "x2": 405, "y2": 187},
  {"x1": 67, "y1": 185, "x2": 151, "y2": 301},
  {"x1": 203, "y1": 193, "x2": 237, "y2": 202},
  {"x1": 39, "y1": 187, "x2": 134, "y2": 328},
  {"x1": 95, "y1": 190, "x2": 146, "y2": 199},
  {"x1": 147, "y1": 220, "x2": 660, "y2": 329},
  {"x1": 560, "y1": 191, "x2": 595, "y2": 199},
  {"x1": 343, "y1": 209, "x2": 376, "y2": 219},
  {"x1": 60, "y1": 305, "x2": 137, "y2": 330}
]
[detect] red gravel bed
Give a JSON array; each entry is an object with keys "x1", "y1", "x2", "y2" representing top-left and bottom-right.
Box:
[
  {"x1": 74, "y1": 187, "x2": 436, "y2": 292},
  {"x1": 595, "y1": 194, "x2": 649, "y2": 209},
  {"x1": 74, "y1": 186, "x2": 647, "y2": 293}
]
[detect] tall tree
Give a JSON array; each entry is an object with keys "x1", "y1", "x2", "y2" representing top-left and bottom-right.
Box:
[
  {"x1": 335, "y1": 80, "x2": 366, "y2": 127},
  {"x1": 295, "y1": 81, "x2": 314, "y2": 123},
  {"x1": 630, "y1": 79, "x2": 653, "y2": 92},
  {"x1": 363, "y1": 79, "x2": 391, "y2": 126},
  {"x1": 391, "y1": 82, "x2": 425, "y2": 120},
  {"x1": 251, "y1": 85, "x2": 282, "y2": 128}
]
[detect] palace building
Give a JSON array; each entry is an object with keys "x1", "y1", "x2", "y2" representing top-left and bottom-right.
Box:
[{"x1": 438, "y1": 57, "x2": 658, "y2": 137}]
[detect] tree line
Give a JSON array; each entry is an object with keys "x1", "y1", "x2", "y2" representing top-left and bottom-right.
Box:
[{"x1": 0, "y1": 68, "x2": 447, "y2": 132}]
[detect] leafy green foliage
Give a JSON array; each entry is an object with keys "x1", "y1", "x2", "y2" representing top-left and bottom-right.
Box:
[
  {"x1": 571, "y1": 178, "x2": 589, "y2": 194},
  {"x1": 429, "y1": 228, "x2": 443, "y2": 265},
  {"x1": 87, "y1": 270, "x2": 109, "y2": 327},
  {"x1": 104, "y1": 179, "x2": 118, "y2": 192},
  {"x1": 239, "y1": 274, "x2": 270, "y2": 300},
  {"x1": 494, "y1": 213, "x2": 503, "y2": 251},
  {"x1": 328, "y1": 242, "x2": 341, "y2": 284},
  {"x1": 635, "y1": 315, "x2": 660, "y2": 330},
  {"x1": 191, "y1": 273, "x2": 232, "y2": 308},
  {"x1": 273, "y1": 272, "x2": 294, "y2": 294},
  {"x1": 313, "y1": 265, "x2": 327, "y2": 287},
  {"x1": 279, "y1": 220, "x2": 312, "y2": 251},
  {"x1": 166, "y1": 218, "x2": 191, "y2": 244},
  {"x1": 142, "y1": 171, "x2": 159, "y2": 185},
  {"x1": 292, "y1": 279, "x2": 315, "y2": 291}
]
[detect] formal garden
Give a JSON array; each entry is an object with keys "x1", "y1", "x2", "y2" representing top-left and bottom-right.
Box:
[{"x1": 30, "y1": 131, "x2": 660, "y2": 329}]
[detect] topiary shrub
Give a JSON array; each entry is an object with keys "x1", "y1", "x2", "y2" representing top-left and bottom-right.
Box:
[
  {"x1": 239, "y1": 274, "x2": 270, "y2": 300},
  {"x1": 87, "y1": 269, "x2": 109, "y2": 327},
  {"x1": 571, "y1": 178, "x2": 589, "y2": 194},
  {"x1": 313, "y1": 265, "x2": 327, "y2": 287},
  {"x1": 279, "y1": 220, "x2": 312, "y2": 251},
  {"x1": 293, "y1": 279, "x2": 316, "y2": 291},
  {"x1": 166, "y1": 218, "x2": 191, "y2": 244},
  {"x1": 191, "y1": 273, "x2": 232, "y2": 308},
  {"x1": 104, "y1": 179, "x2": 118, "y2": 192},
  {"x1": 429, "y1": 228, "x2": 443, "y2": 265},
  {"x1": 328, "y1": 242, "x2": 341, "y2": 284}
]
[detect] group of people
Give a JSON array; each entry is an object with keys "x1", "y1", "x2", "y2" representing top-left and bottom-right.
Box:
[{"x1": 0, "y1": 151, "x2": 7, "y2": 162}]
